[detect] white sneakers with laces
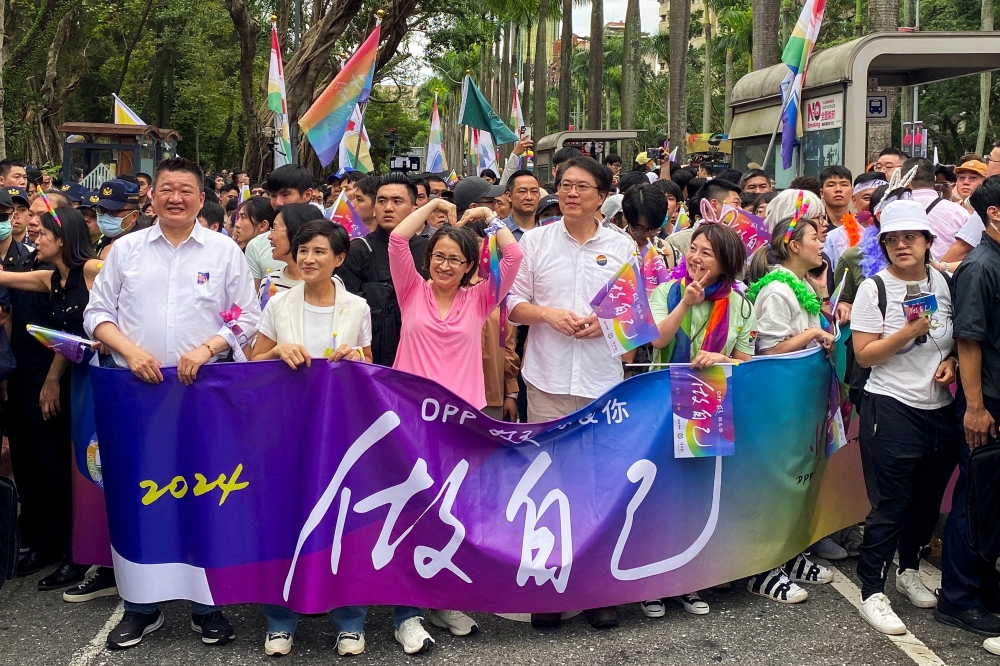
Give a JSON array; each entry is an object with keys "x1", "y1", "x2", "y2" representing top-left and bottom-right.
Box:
[
  {"x1": 394, "y1": 616, "x2": 435, "y2": 654},
  {"x1": 895, "y1": 568, "x2": 938, "y2": 608},
  {"x1": 263, "y1": 631, "x2": 293, "y2": 656},
  {"x1": 984, "y1": 636, "x2": 1000, "y2": 655},
  {"x1": 860, "y1": 593, "x2": 907, "y2": 635},
  {"x1": 426, "y1": 609, "x2": 479, "y2": 636},
  {"x1": 336, "y1": 631, "x2": 365, "y2": 656}
]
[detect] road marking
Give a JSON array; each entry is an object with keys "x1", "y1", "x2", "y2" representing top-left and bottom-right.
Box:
[
  {"x1": 68, "y1": 599, "x2": 123, "y2": 666},
  {"x1": 826, "y1": 563, "x2": 947, "y2": 666}
]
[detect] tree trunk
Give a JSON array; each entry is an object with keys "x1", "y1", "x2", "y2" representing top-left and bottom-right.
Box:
[
  {"x1": 115, "y1": 0, "x2": 154, "y2": 95},
  {"x1": 522, "y1": 20, "x2": 533, "y2": 124},
  {"x1": 558, "y1": 0, "x2": 572, "y2": 130},
  {"x1": 224, "y1": 0, "x2": 261, "y2": 172},
  {"x1": 0, "y1": 0, "x2": 7, "y2": 159},
  {"x1": 620, "y1": 0, "x2": 641, "y2": 160},
  {"x1": 532, "y1": 5, "x2": 549, "y2": 135},
  {"x1": 751, "y1": 0, "x2": 780, "y2": 70},
  {"x1": 724, "y1": 47, "x2": 733, "y2": 134},
  {"x1": 977, "y1": 0, "x2": 994, "y2": 155},
  {"x1": 588, "y1": 0, "x2": 604, "y2": 130},
  {"x1": 668, "y1": 0, "x2": 691, "y2": 161},
  {"x1": 866, "y1": 0, "x2": 900, "y2": 161},
  {"x1": 702, "y1": 22, "x2": 712, "y2": 133}
]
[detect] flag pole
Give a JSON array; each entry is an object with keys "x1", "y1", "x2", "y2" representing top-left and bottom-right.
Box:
[
  {"x1": 351, "y1": 10, "x2": 384, "y2": 172},
  {"x1": 761, "y1": 92, "x2": 795, "y2": 172}
]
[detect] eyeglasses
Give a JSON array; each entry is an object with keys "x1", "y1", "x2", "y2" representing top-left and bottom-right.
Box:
[
  {"x1": 629, "y1": 225, "x2": 659, "y2": 237},
  {"x1": 430, "y1": 253, "x2": 468, "y2": 268},
  {"x1": 882, "y1": 232, "x2": 925, "y2": 247},
  {"x1": 557, "y1": 181, "x2": 597, "y2": 194}
]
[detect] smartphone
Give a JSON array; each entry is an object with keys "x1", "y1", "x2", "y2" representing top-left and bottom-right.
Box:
[
  {"x1": 646, "y1": 147, "x2": 663, "y2": 161},
  {"x1": 519, "y1": 125, "x2": 531, "y2": 141}
]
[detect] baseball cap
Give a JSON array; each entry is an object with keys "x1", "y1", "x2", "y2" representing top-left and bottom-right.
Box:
[
  {"x1": 96, "y1": 179, "x2": 141, "y2": 211},
  {"x1": 0, "y1": 189, "x2": 11, "y2": 210},
  {"x1": 635, "y1": 151, "x2": 650, "y2": 164},
  {"x1": 5, "y1": 187, "x2": 28, "y2": 206},
  {"x1": 878, "y1": 200, "x2": 936, "y2": 239},
  {"x1": 79, "y1": 192, "x2": 101, "y2": 209},
  {"x1": 601, "y1": 193, "x2": 624, "y2": 220},
  {"x1": 954, "y1": 160, "x2": 987, "y2": 178},
  {"x1": 60, "y1": 181, "x2": 92, "y2": 205},
  {"x1": 453, "y1": 177, "x2": 504, "y2": 214},
  {"x1": 536, "y1": 194, "x2": 561, "y2": 215}
]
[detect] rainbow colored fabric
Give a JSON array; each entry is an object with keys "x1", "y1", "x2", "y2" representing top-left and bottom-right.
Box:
[
  {"x1": 590, "y1": 256, "x2": 660, "y2": 355},
  {"x1": 426, "y1": 92, "x2": 446, "y2": 173},
  {"x1": 267, "y1": 23, "x2": 292, "y2": 167},
  {"x1": 325, "y1": 191, "x2": 368, "y2": 239},
  {"x1": 27, "y1": 325, "x2": 94, "y2": 363},
  {"x1": 779, "y1": 0, "x2": 827, "y2": 170},
  {"x1": 298, "y1": 24, "x2": 381, "y2": 167}
]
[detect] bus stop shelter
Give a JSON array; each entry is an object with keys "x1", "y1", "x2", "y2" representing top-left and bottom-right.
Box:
[{"x1": 729, "y1": 32, "x2": 1000, "y2": 186}]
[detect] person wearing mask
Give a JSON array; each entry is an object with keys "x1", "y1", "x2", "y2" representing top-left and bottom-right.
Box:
[
  {"x1": 0, "y1": 189, "x2": 29, "y2": 269},
  {"x1": 426, "y1": 175, "x2": 448, "y2": 199},
  {"x1": 849, "y1": 200, "x2": 959, "y2": 635},
  {"x1": 93, "y1": 180, "x2": 142, "y2": 259},
  {"x1": 232, "y1": 196, "x2": 276, "y2": 257},
  {"x1": 0, "y1": 206, "x2": 103, "y2": 593},
  {"x1": 501, "y1": 169, "x2": 541, "y2": 241},
  {"x1": 641, "y1": 221, "x2": 755, "y2": 618},
  {"x1": 85, "y1": 157, "x2": 259, "y2": 650},
  {"x1": 258, "y1": 203, "x2": 327, "y2": 304},
  {"x1": 937, "y1": 175, "x2": 1000, "y2": 643},
  {"x1": 351, "y1": 176, "x2": 379, "y2": 232},
  {"x1": 507, "y1": 156, "x2": 635, "y2": 630},
  {"x1": 337, "y1": 173, "x2": 428, "y2": 367}
]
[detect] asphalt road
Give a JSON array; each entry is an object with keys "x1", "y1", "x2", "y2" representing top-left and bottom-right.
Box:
[{"x1": 0, "y1": 558, "x2": 994, "y2": 666}]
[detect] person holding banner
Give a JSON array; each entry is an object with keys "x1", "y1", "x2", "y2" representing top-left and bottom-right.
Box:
[
  {"x1": 507, "y1": 156, "x2": 635, "y2": 630},
  {"x1": 0, "y1": 206, "x2": 100, "y2": 591},
  {"x1": 744, "y1": 210, "x2": 838, "y2": 603},
  {"x1": 84, "y1": 157, "x2": 259, "y2": 650},
  {"x1": 849, "y1": 200, "x2": 959, "y2": 635}
]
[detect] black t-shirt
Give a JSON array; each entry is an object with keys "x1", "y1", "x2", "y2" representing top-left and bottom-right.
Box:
[
  {"x1": 9, "y1": 251, "x2": 58, "y2": 385},
  {"x1": 953, "y1": 233, "x2": 1000, "y2": 400}
]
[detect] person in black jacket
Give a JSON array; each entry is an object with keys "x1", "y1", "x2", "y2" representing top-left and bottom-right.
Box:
[{"x1": 336, "y1": 173, "x2": 428, "y2": 367}]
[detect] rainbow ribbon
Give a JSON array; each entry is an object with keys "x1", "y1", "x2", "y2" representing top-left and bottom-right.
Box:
[{"x1": 36, "y1": 186, "x2": 62, "y2": 227}]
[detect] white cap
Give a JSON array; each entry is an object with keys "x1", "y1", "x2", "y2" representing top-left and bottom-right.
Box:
[
  {"x1": 878, "y1": 199, "x2": 936, "y2": 239},
  {"x1": 601, "y1": 193, "x2": 624, "y2": 220}
]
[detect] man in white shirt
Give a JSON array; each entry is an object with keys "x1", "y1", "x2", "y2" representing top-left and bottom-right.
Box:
[
  {"x1": 507, "y1": 156, "x2": 635, "y2": 631},
  {"x1": 84, "y1": 157, "x2": 259, "y2": 650}
]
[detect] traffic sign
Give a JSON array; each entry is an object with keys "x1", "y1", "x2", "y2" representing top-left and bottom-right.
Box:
[{"x1": 867, "y1": 95, "x2": 890, "y2": 122}]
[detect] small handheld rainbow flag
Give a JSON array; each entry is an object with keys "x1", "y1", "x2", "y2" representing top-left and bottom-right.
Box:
[
  {"x1": 298, "y1": 21, "x2": 381, "y2": 167},
  {"x1": 325, "y1": 191, "x2": 368, "y2": 239},
  {"x1": 445, "y1": 170, "x2": 459, "y2": 187},
  {"x1": 590, "y1": 256, "x2": 660, "y2": 357},
  {"x1": 641, "y1": 245, "x2": 670, "y2": 294},
  {"x1": 238, "y1": 185, "x2": 251, "y2": 205},
  {"x1": 26, "y1": 325, "x2": 96, "y2": 363},
  {"x1": 36, "y1": 186, "x2": 61, "y2": 226}
]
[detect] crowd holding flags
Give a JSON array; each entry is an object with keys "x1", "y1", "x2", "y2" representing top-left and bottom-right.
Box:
[{"x1": 268, "y1": 18, "x2": 293, "y2": 167}]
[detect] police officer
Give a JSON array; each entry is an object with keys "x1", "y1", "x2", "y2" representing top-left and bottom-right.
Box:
[{"x1": 93, "y1": 179, "x2": 140, "y2": 259}]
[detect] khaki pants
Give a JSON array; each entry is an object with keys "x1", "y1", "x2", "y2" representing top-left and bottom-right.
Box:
[{"x1": 526, "y1": 382, "x2": 594, "y2": 423}]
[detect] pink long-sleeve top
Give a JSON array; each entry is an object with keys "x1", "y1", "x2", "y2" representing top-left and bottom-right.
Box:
[{"x1": 388, "y1": 232, "x2": 523, "y2": 408}]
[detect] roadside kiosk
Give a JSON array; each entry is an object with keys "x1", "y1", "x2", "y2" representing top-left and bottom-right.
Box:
[
  {"x1": 729, "y1": 32, "x2": 1000, "y2": 186},
  {"x1": 57, "y1": 123, "x2": 182, "y2": 189}
]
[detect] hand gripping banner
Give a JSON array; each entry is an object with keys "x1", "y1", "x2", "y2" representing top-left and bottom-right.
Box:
[{"x1": 89, "y1": 349, "x2": 868, "y2": 613}]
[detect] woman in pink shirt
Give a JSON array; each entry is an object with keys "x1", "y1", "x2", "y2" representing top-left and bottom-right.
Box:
[{"x1": 389, "y1": 197, "x2": 522, "y2": 409}]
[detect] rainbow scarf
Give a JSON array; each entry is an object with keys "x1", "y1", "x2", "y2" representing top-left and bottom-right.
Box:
[{"x1": 663, "y1": 272, "x2": 732, "y2": 363}]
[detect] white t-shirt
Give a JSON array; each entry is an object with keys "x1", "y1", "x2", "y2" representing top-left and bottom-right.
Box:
[
  {"x1": 257, "y1": 298, "x2": 373, "y2": 358},
  {"x1": 257, "y1": 268, "x2": 302, "y2": 305},
  {"x1": 851, "y1": 268, "x2": 954, "y2": 410},
  {"x1": 753, "y1": 266, "x2": 822, "y2": 353},
  {"x1": 246, "y1": 233, "x2": 287, "y2": 280}
]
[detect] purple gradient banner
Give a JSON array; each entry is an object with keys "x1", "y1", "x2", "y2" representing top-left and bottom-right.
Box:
[{"x1": 90, "y1": 351, "x2": 868, "y2": 614}]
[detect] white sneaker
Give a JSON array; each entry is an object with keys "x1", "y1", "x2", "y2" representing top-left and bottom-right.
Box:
[
  {"x1": 263, "y1": 631, "x2": 293, "y2": 656},
  {"x1": 640, "y1": 599, "x2": 665, "y2": 618},
  {"x1": 336, "y1": 631, "x2": 365, "y2": 656},
  {"x1": 895, "y1": 568, "x2": 937, "y2": 608},
  {"x1": 985, "y1": 636, "x2": 1000, "y2": 655},
  {"x1": 394, "y1": 617, "x2": 435, "y2": 654},
  {"x1": 747, "y1": 568, "x2": 809, "y2": 603},
  {"x1": 426, "y1": 609, "x2": 478, "y2": 636},
  {"x1": 812, "y1": 536, "x2": 848, "y2": 561},
  {"x1": 676, "y1": 593, "x2": 710, "y2": 615},
  {"x1": 860, "y1": 593, "x2": 907, "y2": 635},
  {"x1": 786, "y1": 553, "x2": 833, "y2": 584}
]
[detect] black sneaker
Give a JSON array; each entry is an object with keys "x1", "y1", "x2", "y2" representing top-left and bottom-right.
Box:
[
  {"x1": 63, "y1": 567, "x2": 118, "y2": 603},
  {"x1": 106, "y1": 611, "x2": 164, "y2": 649},
  {"x1": 934, "y1": 600, "x2": 1000, "y2": 637},
  {"x1": 191, "y1": 610, "x2": 235, "y2": 645}
]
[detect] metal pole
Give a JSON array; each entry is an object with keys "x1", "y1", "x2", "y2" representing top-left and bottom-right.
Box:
[{"x1": 761, "y1": 93, "x2": 795, "y2": 171}]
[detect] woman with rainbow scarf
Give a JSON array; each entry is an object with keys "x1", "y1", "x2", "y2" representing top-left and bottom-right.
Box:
[{"x1": 641, "y1": 222, "x2": 755, "y2": 619}]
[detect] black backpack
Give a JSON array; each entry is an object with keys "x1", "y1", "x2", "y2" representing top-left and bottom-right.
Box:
[
  {"x1": 0, "y1": 477, "x2": 19, "y2": 588},
  {"x1": 845, "y1": 275, "x2": 886, "y2": 410}
]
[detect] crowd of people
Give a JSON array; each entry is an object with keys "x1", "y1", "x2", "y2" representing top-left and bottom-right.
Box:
[{"x1": 0, "y1": 139, "x2": 998, "y2": 659}]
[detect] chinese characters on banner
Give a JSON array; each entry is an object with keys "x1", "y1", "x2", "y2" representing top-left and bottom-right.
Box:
[
  {"x1": 590, "y1": 256, "x2": 661, "y2": 356},
  {"x1": 670, "y1": 365, "x2": 736, "y2": 458}
]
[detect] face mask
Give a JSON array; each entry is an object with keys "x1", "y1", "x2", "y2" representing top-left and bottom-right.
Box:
[
  {"x1": 97, "y1": 212, "x2": 126, "y2": 238},
  {"x1": 0, "y1": 220, "x2": 11, "y2": 241}
]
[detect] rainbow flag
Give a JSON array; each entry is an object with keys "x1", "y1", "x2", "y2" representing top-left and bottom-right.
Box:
[
  {"x1": 298, "y1": 23, "x2": 381, "y2": 167},
  {"x1": 641, "y1": 245, "x2": 670, "y2": 294},
  {"x1": 779, "y1": 0, "x2": 826, "y2": 170},
  {"x1": 238, "y1": 184, "x2": 251, "y2": 205},
  {"x1": 27, "y1": 325, "x2": 96, "y2": 363},
  {"x1": 268, "y1": 22, "x2": 292, "y2": 167},
  {"x1": 325, "y1": 190, "x2": 367, "y2": 239},
  {"x1": 590, "y1": 256, "x2": 660, "y2": 356},
  {"x1": 112, "y1": 94, "x2": 144, "y2": 125},
  {"x1": 445, "y1": 170, "x2": 459, "y2": 187},
  {"x1": 474, "y1": 129, "x2": 498, "y2": 175},
  {"x1": 426, "y1": 92, "x2": 447, "y2": 173},
  {"x1": 510, "y1": 77, "x2": 525, "y2": 131},
  {"x1": 339, "y1": 105, "x2": 373, "y2": 173}
]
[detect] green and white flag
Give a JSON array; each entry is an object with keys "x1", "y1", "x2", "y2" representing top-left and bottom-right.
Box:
[{"x1": 459, "y1": 75, "x2": 519, "y2": 145}]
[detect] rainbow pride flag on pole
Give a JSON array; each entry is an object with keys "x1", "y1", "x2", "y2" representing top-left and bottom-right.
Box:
[
  {"x1": 339, "y1": 105, "x2": 373, "y2": 173},
  {"x1": 298, "y1": 21, "x2": 381, "y2": 167},
  {"x1": 324, "y1": 190, "x2": 368, "y2": 239},
  {"x1": 268, "y1": 21, "x2": 293, "y2": 167},
  {"x1": 779, "y1": 0, "x2": 826, "y2": 170},
  {"x1": 112, "y1": 94, "x2": 144, "y2": 125},
  {"x1": 590, "y1": 256, "x2": 660, "y2": 356},
  {"x1": 27, "y1": 325, "x2": 96, "y2": 364},
  {"x1": 426, "y1": 92, "x2": 447, "y2": 173}
]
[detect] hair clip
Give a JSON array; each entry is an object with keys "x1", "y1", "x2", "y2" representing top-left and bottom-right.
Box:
[
  {"x1": 36, "y1": 186, "x2": 61, "y2": 227},
  {"x1": 783, "y1": 191, "x2": 809, "y2": 244}
]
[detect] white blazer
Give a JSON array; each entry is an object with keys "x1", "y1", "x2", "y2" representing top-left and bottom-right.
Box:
[{"x1": 265, "y1": 279, "x2": 369, "y2": 349}]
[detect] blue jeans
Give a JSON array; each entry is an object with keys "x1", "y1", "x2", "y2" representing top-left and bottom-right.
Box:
[
  {"x1": 124, "y1": 601, "x2": 219, "y2": 615},
  {"x1": 329, "y1": 606, "x2": 422, "y2": 635}
]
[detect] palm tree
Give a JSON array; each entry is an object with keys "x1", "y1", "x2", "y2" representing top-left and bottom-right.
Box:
[
  {"x1": 532, "y1": 0, "x2": 551, "y2": 134},
  {"x1": 619, "y1": 0, "x2": 641, "y2": 158},
  {"x1": 714, "y1": 0, "x2": 752, "y2": 132},
  {"x1": 588, "y1": 0, "x2": 604, "y2": 130},
  {"x1": 668, "y1": 0, "x2": 691, "y2": 161},
  {"x1": 558, "y1": 0, "x2": 573, "y2": 129}
]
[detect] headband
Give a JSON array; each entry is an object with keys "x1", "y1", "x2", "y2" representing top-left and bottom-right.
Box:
[
  {"x1": 854, "y1": 179, "x2": 887, "y2": 195},
  {"x1": 872, "y1": 165, "x2": 919, "y2": 216},
  {"x1": 784, "y1": 191, "x2": 809, "y2": 244}
]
